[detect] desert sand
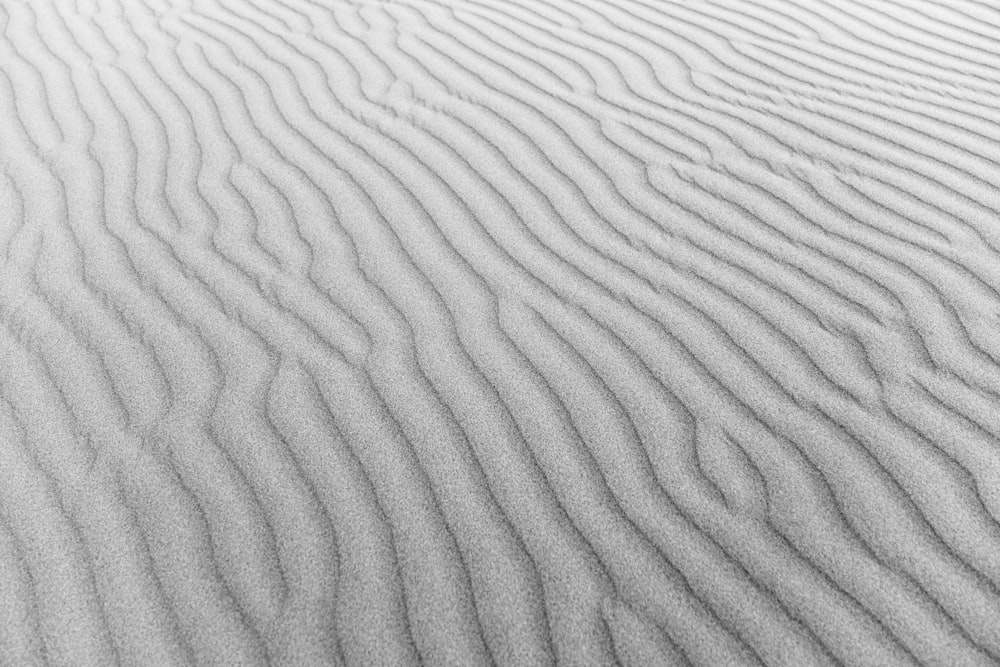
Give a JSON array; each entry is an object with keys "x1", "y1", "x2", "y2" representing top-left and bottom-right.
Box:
[{"x1": 2, "y1": 0, "x2": 1000, "y2": 664}]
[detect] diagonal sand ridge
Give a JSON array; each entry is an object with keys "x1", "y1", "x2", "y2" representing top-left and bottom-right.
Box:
[{"x1": 2, "y1": 0, "x2": 1000, "y2": 664}]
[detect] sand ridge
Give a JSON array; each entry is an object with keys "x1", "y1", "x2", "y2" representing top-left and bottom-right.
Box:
[{"x1": 1, "y1": 0, "x2": 1000, "y2": 664}]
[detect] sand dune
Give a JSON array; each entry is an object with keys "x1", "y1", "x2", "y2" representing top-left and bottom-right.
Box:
[{"x1": 1, "y1": 0, "x2": 1000, "y2": 663}]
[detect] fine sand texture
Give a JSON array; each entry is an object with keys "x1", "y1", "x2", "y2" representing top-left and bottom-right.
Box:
[{"x1": 3, "y1": 0, "x2": 1000, "y2": 664}]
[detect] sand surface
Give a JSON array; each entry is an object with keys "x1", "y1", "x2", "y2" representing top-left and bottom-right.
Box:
[{"x1": 2, "y1": 0, "x2": 1000, "y2": 664}]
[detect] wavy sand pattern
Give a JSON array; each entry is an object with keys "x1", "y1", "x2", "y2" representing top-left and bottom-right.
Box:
[{"x1": 2, "y1": 0, "x2": 1000, "y2": 664}]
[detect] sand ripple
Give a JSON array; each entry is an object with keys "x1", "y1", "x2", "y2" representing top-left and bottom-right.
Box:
[{"x1": 2, "y1": 0, "x2": 1000, "y2": 664}]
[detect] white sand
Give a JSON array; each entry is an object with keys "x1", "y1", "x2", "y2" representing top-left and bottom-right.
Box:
[{"x1": 1, "y1": 0, "x2": 1000, "y2": 664}]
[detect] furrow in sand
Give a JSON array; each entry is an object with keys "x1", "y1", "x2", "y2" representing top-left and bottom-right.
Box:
[{"x1": 3, "y1": 0, "x2": 1000, "y2": 664}]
